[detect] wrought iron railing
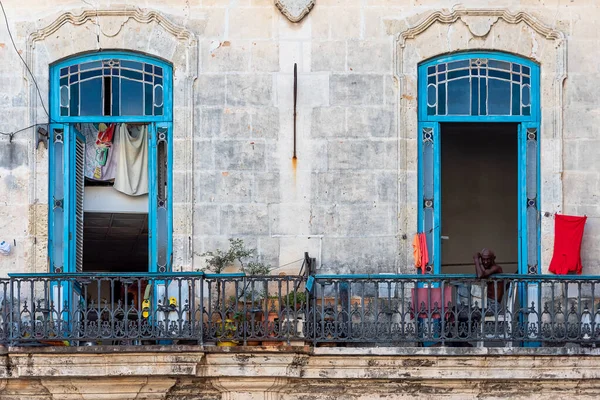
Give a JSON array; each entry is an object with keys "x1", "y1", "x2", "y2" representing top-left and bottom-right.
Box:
[
  {"x1": 309, "y1": 274, "x2": 600, "y2": 346},
  {"x1": 2, "y1": 273, "x2": 306, "y2": 346},
  {"x1": 1, "y1": 271, "x2": 600, "y2": 347}
]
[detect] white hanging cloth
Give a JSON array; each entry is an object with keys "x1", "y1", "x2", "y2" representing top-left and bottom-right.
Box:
[{"x1": 113, "y1": 124, "x2": 149, "y2": 196}]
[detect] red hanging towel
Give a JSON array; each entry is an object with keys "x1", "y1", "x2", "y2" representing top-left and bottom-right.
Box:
[{"x1": 549, "y1": 214, "x2": 587, "y2": 275}]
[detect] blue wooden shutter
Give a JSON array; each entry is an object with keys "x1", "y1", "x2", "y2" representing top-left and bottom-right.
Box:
[
  {"x1": 73, "y1": 127, "x2": 86, "y2": 273},
  {"x1": 519, "y1": 122, "x2": 540, "y2": 275},
  {"x1": 49, "y1": 124, "x2": 69, "y2": 273},
  {"x1": 149, "y1": 122, "x2": 173, "y2": 272},
  {"x1": 418, "y1": 122, "x2": 441, "y2": 274}
]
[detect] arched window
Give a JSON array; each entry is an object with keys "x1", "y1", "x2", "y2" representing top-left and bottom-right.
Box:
[
  {"x1": 49, "y1": 52, "x2": 173, "y2": 274},
  {"x1": 424, "y1": 57, "x2": 533, "y2": 117},
  {"x1": 417, "y1": 52, "x2": 540, "y2": 275}
]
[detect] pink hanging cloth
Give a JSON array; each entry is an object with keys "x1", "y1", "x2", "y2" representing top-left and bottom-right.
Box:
[{"x1": 549, "y1": 214, "x2": 587, "y2": 275}]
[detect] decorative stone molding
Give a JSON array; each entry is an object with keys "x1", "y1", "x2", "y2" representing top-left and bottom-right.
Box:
[
  {"x1": 24, "y1": 7, "x2": 199, "y2": 273},
  {"x1": 393, "y1": 9, "x2": 567, "y2": 273},
  {"x1": 28, "y1": 9, "x2": 195, "y2": 45},
  {"x1": 275, "y1": 0, "x2": 315, "y2": 23},
  {"x1": 211, "y1": 377, "x2": 290, "y2": 400}
]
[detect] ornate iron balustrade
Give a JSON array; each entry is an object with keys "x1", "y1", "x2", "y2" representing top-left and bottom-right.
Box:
[
  {"x1": 1, "y1": 273, "x2": 600, "y2": 347},
  {"x1": 309, "y1": 274, "x2": 600, "y2": 346},
  {"x1": 1, "y1": 273, "x2": 307, "y2": 346}
]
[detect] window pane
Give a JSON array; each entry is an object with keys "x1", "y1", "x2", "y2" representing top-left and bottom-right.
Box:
[
  {"x1": 58, "y1": 58, "x2": 168, "y2": 117},
  {"x1": 121, "y1": 69, "x2": 143, "y2": 81},
  {"x1": 121, "y1": 79, "x2": 143, "y2": 115},
  {"x1": 154, "y1": 85, "x2": 164, "y2": 107},
  {"x1": 79, "y1": 78, "x2": 103, "y2": 116},
  {"x1": 447, "y1": 78, "x2": 470, "y2": 115},
  {"x1": 121, "y1": 60, "x2": 143, "y2": 70},
  {"x1": 144, "y1": 83, "x2": 153, "y2": 115},
  {"x1": 522, "y1": 85, "x2": 531, "y2": 106},
  {"x1": 487, "y1": 78, "x2": 511, "y2": 115},
  {"x1": 80, "y1": 61, "x2": 102, "y2": 71},
  {"x1": 427, "y1": 84, "x2": 436, "y2": 107},
  {"x1": 112, "y1": 77, "x2": 120, "y2": 116},
  {"x1": 60, "y1": 86, "x2": 69, "y2": 107},
  {"x1": 70, "y1": 83, "x2": 79, "y2": 116},
  {"x1": 512, "y1": 83, "x2": 521, "y2": 115}
]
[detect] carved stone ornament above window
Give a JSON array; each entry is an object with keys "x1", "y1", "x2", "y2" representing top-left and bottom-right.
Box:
[{"x1": 275, "y1": 0, "x2": 315, "y2": 23}]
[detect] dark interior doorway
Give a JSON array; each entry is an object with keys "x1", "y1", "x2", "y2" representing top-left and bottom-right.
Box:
[
  {"x1": 83, "y1": 212, "x2": 148, "y2": 273},
  {"x1": 440, "y1": 123, "x2": 519, "y2": 274}
]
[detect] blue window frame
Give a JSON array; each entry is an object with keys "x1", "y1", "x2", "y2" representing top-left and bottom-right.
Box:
[
  {"x1": 417, "y1": 52, "x2": 540, "y2": 276},
  {"x1": 48, "y1": 51, "x2": 173, "y2": 274}
]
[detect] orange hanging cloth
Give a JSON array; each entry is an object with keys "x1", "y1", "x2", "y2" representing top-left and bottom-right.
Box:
[{"x1": 412, "y1": 234, "x2": 422, "y2": 270}]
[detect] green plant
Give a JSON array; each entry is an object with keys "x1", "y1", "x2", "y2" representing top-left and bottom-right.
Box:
[
  {"x1": 284, "y1": 291, "x2": 307, "y2": 305},
  {"x1": 215, "y1": 318, "x2": 237, "y2": 340},
  {"x1": 244, "y1": 261, "x2": 273, "y2": 276},
  {"x1": 200, "y1": 238, "x2": 259, "y2": 273}
]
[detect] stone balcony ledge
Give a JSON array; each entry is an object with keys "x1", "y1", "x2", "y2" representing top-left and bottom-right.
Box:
[{"x1": 0, "y1": 345, "x2": 599, "y2": 399}]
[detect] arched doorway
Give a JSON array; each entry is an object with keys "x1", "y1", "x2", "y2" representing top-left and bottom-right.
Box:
[
  {"x1": 48, "y1": 51, "x2": 174, "y2": 275},
  {"x1": 417, "y1": 52, "x2": 540, "y2": 276}
]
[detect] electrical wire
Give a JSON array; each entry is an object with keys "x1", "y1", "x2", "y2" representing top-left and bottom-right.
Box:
[
  {"x1": 0, "y1": 124, "x2": 42, "y2": 137},
  {"x1": 0, "y1": 0, "x2": 54, "y2": 141}
]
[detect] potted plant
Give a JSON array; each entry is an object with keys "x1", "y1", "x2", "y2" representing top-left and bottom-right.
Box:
[
  {"x1": 282, "y1": 290, "x2": 307, "y2": 312},
  {"x1": 215, "y1": 318, "x2": 238, "y2": 347},
  {"x1": 201, "y1": 239, "x2": 274, "y2": 344},
  {"x1": 233, "y1": 311, "x2": 262, "y2": 346}
]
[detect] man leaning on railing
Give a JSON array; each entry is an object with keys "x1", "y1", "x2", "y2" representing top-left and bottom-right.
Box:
[{"x1": 473, "y1": 249, "x2": 505, "y2": 313}]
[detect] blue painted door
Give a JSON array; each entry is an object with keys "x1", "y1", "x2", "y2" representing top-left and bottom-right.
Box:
[{"x1": 418, "y1": 52, "x2": 540, "y2": 275}]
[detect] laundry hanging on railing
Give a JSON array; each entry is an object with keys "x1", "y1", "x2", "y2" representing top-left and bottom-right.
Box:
[
  {"x1": 82, "y1": 123, "x2": 118, "y2": 181},
  {"x1": 412, "y1": 232, "x2": 429, "y2": 274},
  {"x1": 549, "y1": 214, "x2": 587, "y2": 275},
  {"x1": 113, "y1": 124, "x2": 149, "y2": 196}
]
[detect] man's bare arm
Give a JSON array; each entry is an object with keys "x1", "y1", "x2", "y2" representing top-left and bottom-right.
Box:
[
  {"x1": 479, "y1": 264, "x2": 503, "y2": 278},
  {"x1": 473, "y1": 253, "x2": 484, "y2": 278}
]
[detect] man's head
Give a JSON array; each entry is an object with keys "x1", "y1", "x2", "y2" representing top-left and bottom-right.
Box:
[{"x1": 480, "y1": 248, "x2": 496, "y2": 269}]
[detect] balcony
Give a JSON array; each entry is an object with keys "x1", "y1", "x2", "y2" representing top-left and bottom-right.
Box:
[{"x1": 1, "y1": 271, "x2": 599, "y2": 348}]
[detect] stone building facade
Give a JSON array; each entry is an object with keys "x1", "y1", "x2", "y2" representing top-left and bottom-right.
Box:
[
  {"x1": 0, "y1": 0, "x2": 599, "y2": 398},
  {"x1": 0, "y1": 0, "x2": 597, "y2": 276}
]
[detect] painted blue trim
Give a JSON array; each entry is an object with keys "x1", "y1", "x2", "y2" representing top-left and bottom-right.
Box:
[
  {"x1": 517, "y1": 124, "x2": 526, "y2": 275},
  {"x1": 417, "y1": 121, "x2": 441, "y2": 274},
  {"x1": 48, "y1": 51, "x2": 174, "y2": 277},
  {"x1": 10, "y1": 272, "x2": 206, "y2": 278},
  {"x1": 147, "y1": 122, "x2": 174, "y2": 273},
  {"x1": 63, "y1": 125, "x2": 73, "y2": 272},
  {"x1": 421, "y1": 115, "x2": 536, "y2": 123},
  {"x1": 418, "y1": 51, "x2": 540, "y2": 122},
  {"x1": 48, "y1": 123, "x2": 64, "y2": 272},
  {"x1": 148, "y1": 123, "x2": 157, "y2": 272},
  {"x1": 50, "y1": 51, "x2": 173, "y2": 123},
  {"x1": 315, "y1": 273, "x2": 600, "y2": 280},
  {"x1": 433, "y1": 124, "x2": 441, "y2": 274},
  {"x1": 167, "y1": 122, "x2": 174, "y2": 270},
  {"x1": 417, "y1": 50, "x2": 541, "y2": 280}
]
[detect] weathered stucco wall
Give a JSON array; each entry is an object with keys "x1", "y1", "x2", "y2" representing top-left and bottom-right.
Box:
[
  {"x1": 0, "y1": 346, "x2": 599, "y2": 399},
  {"x1": 0, "y1": 0, "x2": 598, "y2": 275}
]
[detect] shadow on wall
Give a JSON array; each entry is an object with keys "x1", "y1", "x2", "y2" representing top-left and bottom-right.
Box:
[{"x1": 0, "y1": 142, "x2": 28, "y2": 170}]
